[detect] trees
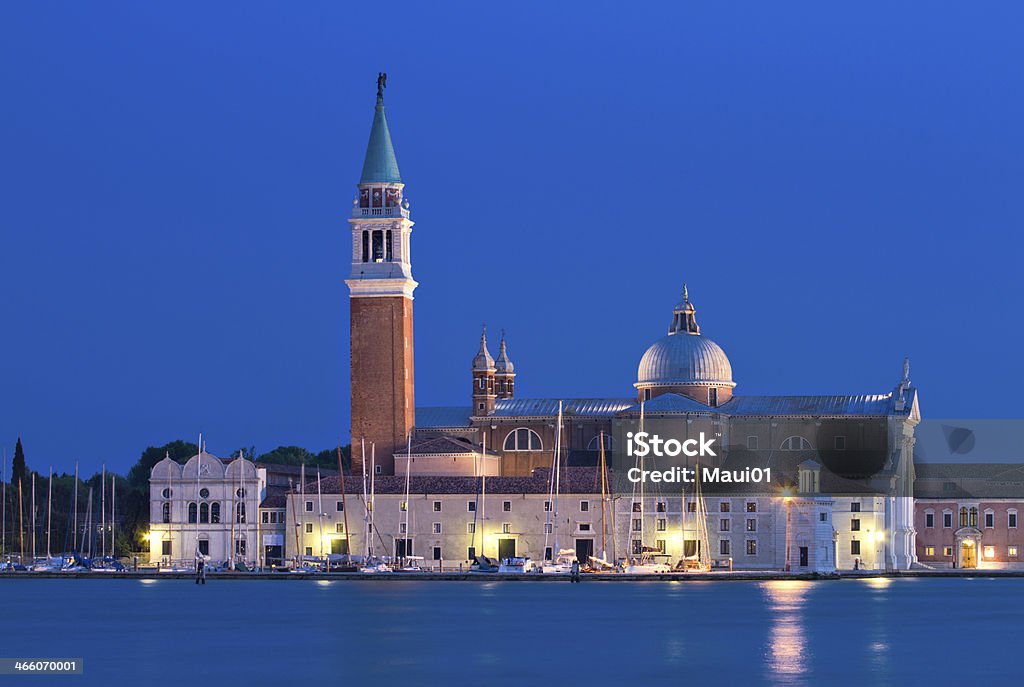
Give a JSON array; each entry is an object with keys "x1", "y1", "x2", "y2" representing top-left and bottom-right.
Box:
[{"x1": 11, "y1": 438, "x2": 26, "y2": 486}]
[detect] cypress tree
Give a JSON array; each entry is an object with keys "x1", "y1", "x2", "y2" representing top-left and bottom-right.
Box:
[{"x1": 11, "y1": 438, "x2": 26, "y2": 487}]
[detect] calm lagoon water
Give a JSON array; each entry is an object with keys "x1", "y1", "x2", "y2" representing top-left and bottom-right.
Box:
[{"x1": 0, "y1": 577, "x2": 1019, "y2": 685}]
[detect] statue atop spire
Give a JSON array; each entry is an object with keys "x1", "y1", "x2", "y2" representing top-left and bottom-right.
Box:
[
  {"x1": 376, "y1": 72, "x2": 387, "y2": 100},
  {"x1": 683, "y1": 283, "x2": 689, "y2": 303}
]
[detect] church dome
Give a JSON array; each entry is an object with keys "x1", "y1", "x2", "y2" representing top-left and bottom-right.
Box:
[
  {"x1": 635, "y1": 285, "x2": 736, "y2": 391},
  {"x1": 637, "y1": 333, "x2": 734, "y2": 387}
]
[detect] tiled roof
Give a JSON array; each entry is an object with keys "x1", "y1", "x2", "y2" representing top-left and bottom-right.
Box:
[
  {"x1": 304, "y1": 467, "x2": 603, "y2": 496},
  {"x1": 915, "y1": 462, "x2": 1024, "y2": 498},
  {"x1": 490, "y1": 398, "x2": 635, "y2": 418},
  {"x1": 397, "y1": 436, "x2": 498, "y2": 457},
  {"x1": 415, "y1": 406, "x2": 472, "y2": 428},
  {"x1": 259, "y1": 487, "x2": 288, "y2": 509}
]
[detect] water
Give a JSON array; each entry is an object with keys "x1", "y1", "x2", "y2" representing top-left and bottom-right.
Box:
[{"x1": 0, "y1": 576, "x2": 1018, "y2": 685}]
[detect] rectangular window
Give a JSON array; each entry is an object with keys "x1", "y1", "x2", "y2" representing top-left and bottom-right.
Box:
[
  {"x1": 399, "y1": 522, "x2": 407, "y2": 534},
  {"x1": 432, "y1": 546, "x2": 442, "y2": 561},
  {"x1": 656, "y1": 502, "x2": 666, "y2": 513},
  {"x1": 1010, "y1": 546, "x2": 1019, "y2": 557},
  {"x1": 631, "y1": 541, "x2": 643, "y2": 555},
  {"x1": 851, "y1": 540, "x2": 861, "y2": 555},
  {"x1": 746, "y1": 540, "x2": 757, "y2": 555},
  {"x1": 545, "y1": 523, "x2": 553, "y2": 533},
  {"x1": 944, "y1": 512, "x2": 953, "y2": 528},
  {"x1": 746, "y1": 518, "x2": 757, "y2": 532},
  {"x1": 656, "y1": 539, "x2": 667, "y2": 553},
  {"x1": 467, "y1": 547, "x2": 476, "y2": 560},
  {"x1": 467, "y1": 523, "x2": 476, "y2": 534},
  {"x1": 305, "y1": 546, "x2": 313, "y2": 556},
  {"x1": 580, "y1": 500, "x2": 590, "y2": 512},
  {"x1": 709, "y1": 387, "x2": 718, "y2": 407},
  {"x1": 432, "y1": 522, "x2": 442, "y2": 534},
  {"x1": 467, "y1": 501, "x2": 476, "y2": 512},
  {"x1": 579, "y1": 523, "x2": 591, "y2": 532},
  {"x1": 746, "y1": 502, "x2": 757, "y2": 513},
  {"x1": 719, "y1": 539, "x2": 731, "y2": 556},
  {"x1": 925, "y1": 512, "x2": 934, "y2": 528},
  {"x1": 305, "y1": 523, "x2": 313, "y2": 534},
  {"x1": 336, "y1": 523, "x2": 344, "y2": 534},
  {"x1": 433, "y1": 501, "x2": 442, "y2": 512},
  {"x1": 944, "y1": 546, "x2": 953, "y2": 557},
  {"x1": 687, "y1": 502, "x2": 697, "y2": 513},
  {"x1": 819, "y1": 512, "x2": 827, "y2": 522},
  {"x1": 336, "y1": 501, "x2": 344, "y2": 512},
  {"x1": 984, "y1": 546, "x2": 996, "y2": 559},
  {"x1": 834, "y1": 435, "x2": 846, "y2": 450},
  {"x1": 399, "y1": 501, "x2": 407, "y2": 512},
  {"x1": 161, "y1": 541, "x2": 172, "y2": 556},
  {"x1": 262, "y1": 511, "x2": 269, "y2": 524},
  {"x1": 720, "y1": 519, "x2": 730, "y2": 532},
  {"x1": 632, "y1": 502, "x2": 642, "y2": 513},
  {"x1": 502, "y1": 523, "x2": 511, "y2": 534},
  {"x1": 851, "y1": 502, "x2": 861, "y2": 512},
  {"x1": 985, "y1": 512, "x2": 994, "y2": 529},
  {"x1": 632, "y1": 519, "x2": 642, "y2": 532},
  {"x1": 851, "y1": 519, "x2": 860, "y2": 531},
  {"x1": 656, "y1": 518, "x2": 667, "y2": 532},
  {"x1": 1011, "y1": 512, "x2": 1019, "y2": 529},
  {"x1": 924, "y1": 546, "x2": 935, "y2": 556},
  {"x1": 503, "y1": 501, "x2": 512, "y2": 512},
  {"x1": 305, "y1": 501, "x2": 313, "y2": 512},
  {"x1": 747, "y1": 436, "x2": 758, "y2": 450},
  {"x1": 545, "y1": 501, "x2": 552, "y2": 512},
  {"x1": 720, "y1": 501, "x2": 731, "y2": 513}
]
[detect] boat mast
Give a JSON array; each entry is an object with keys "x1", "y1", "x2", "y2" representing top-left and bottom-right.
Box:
[
  {"x1": 361, "y1": 438, "x2": 369, "y2": 560},
  {"x1": 337, "y1": 446, "x2": 351, "y2": 562},
  {"x1": 599, "y1": 432, "x2": 608, "y2": 562},
  {"x1": 552, "y1": 401, "x2": 563, "y2": 557},
  {"x1": 316, "y1": 468, "x2": 324, "y2": 558},
  {"x1": 18, "y1": 478, "x2": 24, "y2": 563},
  {"x1": 299, "y1": 463, "x2": 306, "y2": 560},
  {"x1": 372, "y1": 444, "x2": 380, "y2": 561},
  {"x1": 31, "y1": 473, "x2": 36, "y2": 562},
  {"x1": 401, "y1": 435, "x2": 411, "y2": 564},
  {"x1": 481, "y1": 434, "x2": 487, "y2": 558},
  {"x1": 110, "y1": 474, "x2": 115, "y2": 559},
  {"x1": 639, "y1": 402, "x2": 646, "y2": 558},
  {"x1": 47, "y1": 466, "x2": 52, "y2": 559},
  {"x1": 73, "y1": 462, "x2": 78, "y2": 554},
  {"x1": 1, "y1": 450, "x2": 5, "y2": 558},
  {"x1": 100, "y1": 463, "x2": 105, "y2": 558},
  {"x1": 196, "y1": 434, "x2": 202, "y2": 563},
  {"x1": 543, "y1": 411, "x2": 557, "y2": 560}
]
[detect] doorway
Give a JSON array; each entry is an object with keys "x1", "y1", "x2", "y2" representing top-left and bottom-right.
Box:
[
  {"x1": 576, "y1": 539, "x2": 594, "y2": 564},
  {"x1": 799, "y1": 546, "x2": 808, "y2": 568},
  {"x1": 394, "y1": 538, "x2": 412, "y2": 558},
  {"x1": 961, "y1": 541, "x2": 977, "y2": 568},
  {"x1": 498, "y1": 538, "x2": 516, "y2": 560}
]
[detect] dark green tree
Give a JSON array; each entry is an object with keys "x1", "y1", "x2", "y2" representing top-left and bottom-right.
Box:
[
  {"x1": 11, "y1": 437, "x2": 26, "y2": 486},
  {"x1": 126, "y1": 440, "x2": 199, "y2": 491}
]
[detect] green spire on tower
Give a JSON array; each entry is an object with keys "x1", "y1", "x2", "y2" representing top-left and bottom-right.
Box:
[{"x1": 359, "y1": 72, "x2": 402, "y2": 185}]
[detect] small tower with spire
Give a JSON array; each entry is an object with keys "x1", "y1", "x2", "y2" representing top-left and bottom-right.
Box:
[
  {"x1": 494, "y1": 330, "x2": 516, "y2": 400},
  {"x1": 346, "y1": 73, "x2": 416, "y2": 475},
  {"x1": 472, "y1": 326, "x2": 497, "y2": 415}
]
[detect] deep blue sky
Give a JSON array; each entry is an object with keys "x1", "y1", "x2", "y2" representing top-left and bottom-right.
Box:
[{"x1": 2, "y1": 3, "x2": 1022, "y2": 475}]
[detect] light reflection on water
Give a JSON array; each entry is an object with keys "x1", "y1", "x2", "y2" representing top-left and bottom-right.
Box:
[{"x1": 761, "y1": 580, "x2": 811, "y2": 683}]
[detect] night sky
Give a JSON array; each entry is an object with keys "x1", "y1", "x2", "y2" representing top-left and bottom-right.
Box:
[{"x1": 3, "y1": 3, "x2": 1022, "y2": 474}]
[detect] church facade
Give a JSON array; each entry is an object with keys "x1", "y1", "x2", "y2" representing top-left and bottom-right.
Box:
[{"x1": 344, "y1": 78, "x2": 921, "y2": 571}]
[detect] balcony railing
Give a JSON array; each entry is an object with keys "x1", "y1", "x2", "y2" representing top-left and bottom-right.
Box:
[{"x1": 354, "y1": 206, "x2": 409, "y2": 219}]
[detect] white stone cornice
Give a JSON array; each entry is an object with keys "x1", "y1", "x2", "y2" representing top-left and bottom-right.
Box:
[{"x1": 346, "y1": 277, "x2": 417, "y2": 299}]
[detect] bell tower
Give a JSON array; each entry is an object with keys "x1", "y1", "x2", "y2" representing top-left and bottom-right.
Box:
[{"x1": 346, "y1": 73, "x2": 416, "y2": 475}]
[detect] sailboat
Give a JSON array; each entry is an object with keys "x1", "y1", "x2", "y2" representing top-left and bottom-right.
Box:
[
  {"x1": 624, "y1": 402, "x2": 672, "y2": 574},
  {"x1": 541, "y1": 402, "x2": 576, "y2": 575}
]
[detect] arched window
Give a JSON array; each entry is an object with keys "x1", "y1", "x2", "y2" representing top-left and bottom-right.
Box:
[
  {"x1": 587, "y1": 434, "x2": 613, "y2": 451},
  {"x1": 959, "y1": 507, "x2": 969, "y2": 527},
  {"x1": 188, "y1": 502, "x2": 197, "y2": 524},
  {"x1": 780, "y1": 436, "x2": 813, "y2": 450},
  {"x1": 162, "y1": 502, "x2": 171, "y2": 523},
  {"x1": 199, "y1": 502, "x2": 209, "y2": 524},
  {"x1": 211, "y1": 502, "x2": 221, "y2": 524},
  {"x1": 969, "y1": 507, "x2": 978, "y2": 527},
  {"x1": 162, "y1": 487, "x2": 173, "y2": 498},
  {"x1": 503, "y1": 428, "x2": 543, "y2": 451},
  {"x1": 236, "y1": 503, "x2": 246, "y2": 524}
]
